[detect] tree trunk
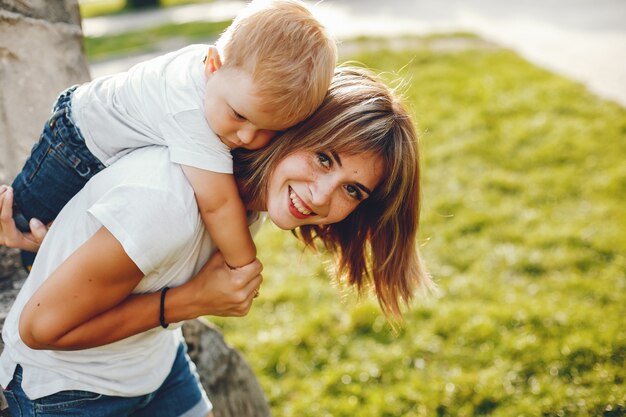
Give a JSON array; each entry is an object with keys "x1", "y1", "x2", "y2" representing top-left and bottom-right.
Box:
[
  {"x1": 0, "y1": 2, "x2": 271, "y2": 415},
  {"x1": 0, "y1": 0, "x2": 90, "y2": 186},
  {"x1": 183, "y1": 318, "x2": 272, "y2": 417}
]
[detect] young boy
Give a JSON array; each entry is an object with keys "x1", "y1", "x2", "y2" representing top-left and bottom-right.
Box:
[{"x1": 10, "y1": 0, "x2": 337, "y2": 270}]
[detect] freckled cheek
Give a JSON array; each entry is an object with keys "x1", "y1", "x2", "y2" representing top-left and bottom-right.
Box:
[{"x1": 328, "y1": 199, "x2": 358, "y2": 223}]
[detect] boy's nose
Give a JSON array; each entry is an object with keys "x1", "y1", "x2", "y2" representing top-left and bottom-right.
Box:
[{"x1": 237, "y1": 126, "x2": 257, "y2": 144}]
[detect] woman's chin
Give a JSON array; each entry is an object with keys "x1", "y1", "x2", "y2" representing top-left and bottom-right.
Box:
[{"x1": 267, "y1": 213, "x2": 296, "y2": 230}]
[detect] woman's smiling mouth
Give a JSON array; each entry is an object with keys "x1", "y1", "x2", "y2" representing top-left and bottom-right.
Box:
[{"x1": 288, "y1": 186, "x2": 315, "y2": 218}]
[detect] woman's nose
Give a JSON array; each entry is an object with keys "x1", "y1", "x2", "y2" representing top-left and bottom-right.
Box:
[{"x1": 309, "y1": 178, "x2": 334, "y2": 213}]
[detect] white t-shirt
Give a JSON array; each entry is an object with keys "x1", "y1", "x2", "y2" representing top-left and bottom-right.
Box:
[
  {"x1": 0, "y1": 146, "x2": 263, "y2": 399},
  {"x1": 71, "y1": 44, "x2": 233, "y2": 173}
]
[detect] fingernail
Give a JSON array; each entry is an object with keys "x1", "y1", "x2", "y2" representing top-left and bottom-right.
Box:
[{"x1": 30, "y1": 218, "x2": 43, "y2": 228}]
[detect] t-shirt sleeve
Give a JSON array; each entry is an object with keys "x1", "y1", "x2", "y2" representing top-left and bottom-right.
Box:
[
  {"x1": 87, "y1": 184, "x2": 197, "y2": 275},
  {"x1": 159, "y1": 110, "x2": 233, "y2": 174}
]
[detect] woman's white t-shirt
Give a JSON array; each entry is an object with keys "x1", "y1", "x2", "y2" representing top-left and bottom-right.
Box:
[
  {"x1": 71, "y1": 44, "x2": 233, "y2": 173},
  {"x1": 0, "y1": 147, "x2": 262, "y2": 399}
]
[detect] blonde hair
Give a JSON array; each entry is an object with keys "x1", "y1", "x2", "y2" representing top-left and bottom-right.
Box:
[
  {"x1": 234, "y1": 66, "x2": 433, "y2": 320},
  {"x1": 216, "y1": 0, "x2": 337, "y2": 128}
]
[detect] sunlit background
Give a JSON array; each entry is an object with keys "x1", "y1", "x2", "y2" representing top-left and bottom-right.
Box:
[{"x1": 75, "y1": 0, "x2": 626, "y2": 415}]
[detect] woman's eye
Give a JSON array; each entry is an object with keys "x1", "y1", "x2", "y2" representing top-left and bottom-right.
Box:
[
  {"x1": 345, "y1": 184, "x2": 363, "y2": 200},
  {"x1": 317, "y1": 152, "x2": 331, "y2": 168}
]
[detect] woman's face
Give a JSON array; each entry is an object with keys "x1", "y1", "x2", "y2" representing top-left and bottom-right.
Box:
[{"x1": 265, "y1": 150, "x2": 384, "y2": 230}]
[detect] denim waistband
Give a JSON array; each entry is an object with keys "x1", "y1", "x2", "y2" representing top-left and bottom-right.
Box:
[
  {"x1": 49, "y1": 85, "x2": 79, "y2": 129},
  {"x1": 44, "y1": 85, "x2": 104, "y2": 173}
]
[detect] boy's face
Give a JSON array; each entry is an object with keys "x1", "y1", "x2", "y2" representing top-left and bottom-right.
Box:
[{"x1": 203, "y1": 66, "x2": 287, "y2": 150}]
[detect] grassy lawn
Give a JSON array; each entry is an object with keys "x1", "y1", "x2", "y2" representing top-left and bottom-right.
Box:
[
  {"x1": 80, "y1": 0, "x2": 228, "y2": 61},
  {"x1": 207, "y1": 41, "x2": 626, "y2": 416},
  {"x1": 83, "y1": 20, "x2": 229, "y2": 60},
  {"x1": 81, "y1": 15, "x2": 626, "y2": 415},
  {"x1": 78, "y1": 0, "x2": 214, "y2": 18}
]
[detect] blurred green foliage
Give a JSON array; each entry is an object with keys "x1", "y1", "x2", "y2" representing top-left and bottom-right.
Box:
[
  {"x1": 80, "y1": 13, "x2": 626, "y2": 412},
  {"x1": 83, "y1": 20, "x2": 229, "y2": 60},
  {"x1": 79, "y1": 0, "x2": 213, "y2": 18},
  {"x1": 210, "y1": 40, "x2": 626, "y2": 416},
  {"x1": 79, "y1": 0, "x2": 126, "y2": 18}
]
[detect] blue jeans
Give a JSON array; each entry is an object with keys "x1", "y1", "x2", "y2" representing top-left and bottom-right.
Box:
[
  {"x1": 2, "y1": 342, "x2": 211, "y2": 417},
  {"x1": 11, "y1": 85, "x2": 105, "y2": 233},
  {"x1": 10, "y1": 86, "x2": 105, "y2": 270}
]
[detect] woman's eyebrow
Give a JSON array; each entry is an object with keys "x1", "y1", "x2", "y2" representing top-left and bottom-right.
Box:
[
  {"x1": 330, "y1": 150, "x2": 342, "y2": 167},
  {"x1": 355, "y1": 183, "x2": 372, "y2": 196},
  {"x1": 329, "y1": 150, "x2": 373, "y2": 195}
]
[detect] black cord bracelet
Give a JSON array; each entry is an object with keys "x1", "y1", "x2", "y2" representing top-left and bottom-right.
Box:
[{"x1": 159, "y1": 286, "x2": 170, "y2": 329}]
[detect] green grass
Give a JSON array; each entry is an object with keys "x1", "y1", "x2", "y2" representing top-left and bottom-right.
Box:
[
  {"x1": 80, "y1": 20, "x2": 626, "y2": 414},
  {"x1": 208, "y1": 43, "x2": 626, "y2": 416},
  {"x1": 83, "y1": 20, "x2": 229, "y2": 60},
  {"x1": 79, "y1": 0, "x2": 126, "y2": 18},
  {"x1": 79, "y1": 0, "x2": 214, "y2": 18}
]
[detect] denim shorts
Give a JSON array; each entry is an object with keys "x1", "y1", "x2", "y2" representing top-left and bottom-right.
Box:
[
  {"x1": 2, "y1": 342, "x2": 212, "y2": 417},
  {"x1": 11, "y1": 85, "x2": 106, "y2": 233}
]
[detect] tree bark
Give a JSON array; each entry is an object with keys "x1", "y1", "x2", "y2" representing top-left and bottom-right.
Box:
[
  {"x1": 0, "y1": 0, "x2": 90, "y2": 185},
  {"x1": 0, "y1": 2, "x2": 271, "y2": 415},
  {"x1": 183, "y1": 318, "x2": 272, "y2": 417}
]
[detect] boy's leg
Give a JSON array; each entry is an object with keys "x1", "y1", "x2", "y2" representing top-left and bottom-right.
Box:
[
  {"x1": 10, "y1": 86, "x2": 105, "y2": 270},
  {"x1": 19, "y1": 251, "x2": 37, "y2": 272}
]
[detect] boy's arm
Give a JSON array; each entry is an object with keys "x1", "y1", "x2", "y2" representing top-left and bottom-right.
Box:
[
  {"x1": 181, "y1": 165, "x2": 256, "y2": 268},
  {"x1": 19, "y1": 226, "x2": 263, "y2": 350}
]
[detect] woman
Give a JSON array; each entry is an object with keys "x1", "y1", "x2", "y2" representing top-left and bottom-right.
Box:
[{"x1": 0, "y1": 67, "x2": 432, "y2": 417}]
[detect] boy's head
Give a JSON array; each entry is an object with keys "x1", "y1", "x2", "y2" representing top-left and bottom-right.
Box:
[{"x1": 203, "y1": 0, "x2": 337, "y2": 150}]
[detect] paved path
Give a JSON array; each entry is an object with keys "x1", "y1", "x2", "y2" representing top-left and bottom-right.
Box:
[{"x1": 82, "y1": 0, "x2": 626, "y2": 107}]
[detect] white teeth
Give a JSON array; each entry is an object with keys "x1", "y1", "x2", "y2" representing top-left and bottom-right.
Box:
[{"x1": 289, "y1": 191, "x2": 311, "y2": 215}]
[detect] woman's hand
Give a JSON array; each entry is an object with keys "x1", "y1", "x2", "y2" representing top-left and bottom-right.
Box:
[
  {"x1": 185, "y1": 251, "x2": 264, "y2": 318},
  {"x1": 0, "y1": 185, "x2": 48, "y2": 251}
]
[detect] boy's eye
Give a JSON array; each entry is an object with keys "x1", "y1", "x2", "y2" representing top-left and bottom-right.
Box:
[
  {"x1": 232, "y1": 110, "x2": 246, "y2": 121},
  {"x1": 317, "y1": 152, "x2": 331, "y2": 168},
  {"x1": 345, "y1": 184, "x2": 363, "y2": 201}
]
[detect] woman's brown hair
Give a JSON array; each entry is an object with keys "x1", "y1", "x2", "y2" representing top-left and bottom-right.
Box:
[{"x1": 234, "y1": 66, "x2": 433, "y2": 320}]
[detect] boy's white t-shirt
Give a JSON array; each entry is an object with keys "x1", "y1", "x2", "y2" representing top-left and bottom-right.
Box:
[
  {"x1": 71, "y1": 44, "x2": 233, "y2": 173},
  {"x1": 0, "y1": 147, "x2": 263, "y2": 399}
]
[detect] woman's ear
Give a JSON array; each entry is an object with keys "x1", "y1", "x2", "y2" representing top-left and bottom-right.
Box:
[{"x1": 204, "y1": 45, "x2": 223, "y2": 77}]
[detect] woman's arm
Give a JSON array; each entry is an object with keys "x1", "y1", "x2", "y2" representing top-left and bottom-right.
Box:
[{"x1": 19, "y1": 225, "x2": 263, "y2": 351}]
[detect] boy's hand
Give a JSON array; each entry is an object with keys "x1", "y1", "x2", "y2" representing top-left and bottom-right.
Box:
[
  {"x1": 188, "y1": 251, "x2": 263, "y2": 318},
  {"x1": 0, "y1": 185, "x2": 48, "y2": 252}
]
